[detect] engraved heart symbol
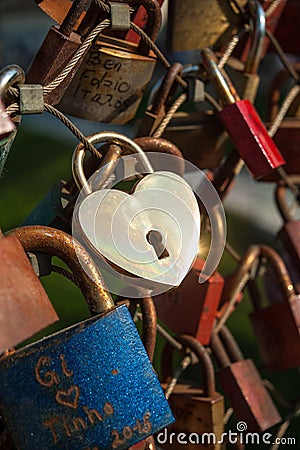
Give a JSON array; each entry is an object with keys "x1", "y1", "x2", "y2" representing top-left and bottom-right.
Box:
[
  {"x1": 55, "y1": 385, "x2": 80, "y2": 409},
  {"x1": 78, "y1": 171, "x2": 200, "y2": 287}
]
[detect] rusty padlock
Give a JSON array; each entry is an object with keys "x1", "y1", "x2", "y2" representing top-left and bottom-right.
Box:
[
  {"x1": 159, "y1": 334, "x2": 224, "y2": 450},
  {"x1": 167, "y1": 0, "x2": 247, "y2": 52},
  {"x1": 250, "y1": 245, "x2": 300, "y2": 371},
  {"x1": 226, "y1": 0, "x2": 265, "y2": 102},
  {"x1": 275, "y1": 176, "x2": 300, "y2": 275},
  {"x1": 154, "y1": 257, "x2": 224, "y2": 345},
  {"x1": 59, "y1": 0, "x2": 162, "y2": 124},
  {"x1": 137, "y1": 62, "x2": 183, "y2": 137},
  {"x1": 0, "y1": 230, "x2": 58, "y2": 354},
  {"x1": 202, "y1": 48, "x2": 286, "y2": 180},
  {"x1": 210, "y1": 327, "x2": 281, "y2": 432},
  {"x1": 26, "y1": 0, "x2": 92, "y2": 105}
]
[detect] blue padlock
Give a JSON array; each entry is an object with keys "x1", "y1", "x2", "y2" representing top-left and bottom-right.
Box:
[{"x1": 0, "y1": 226, "x2": 174, "y2": 450}]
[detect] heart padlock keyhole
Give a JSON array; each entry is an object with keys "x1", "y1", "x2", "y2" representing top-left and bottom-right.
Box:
[{"x1": 146, "y1": 230, "x2": 169, "y2": 260}]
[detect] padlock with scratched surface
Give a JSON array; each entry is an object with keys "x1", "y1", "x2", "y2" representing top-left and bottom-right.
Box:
[
  {"x1": 59, "y1": 0, "x2": 162, "y2": 124},
  {"x1": 26, "y1": 0, "x2": 92, "y2": 106},
  {"x1": 160, "y1": 335, "x2": 224, "y2": 450},
  {"x1": 154, "y1": 257, "x2": 224, "y2": 346},
  {"x1": 226, "y1": 0, "x2": 265, "y2": 103},
  {"x1": 0, "y1": 65, "x2": 25, "y2": 178},
  {"x1": 72, "y1": 131, "x2": 200, "y2": 289},
  {"x1": 0, "y1": 226, "x2": 174, "y2": 450},
  {"x1": 210, "y1": 327, "x2": 281, "y2": 432},
  {"x1": 201, "y1": 48, "x2": 286, "y2": 180},
  {"x1": 167, "y1": 0, "x2": 247, "y2": 52},
  {"x1": 250, "y1": 245, "x2": 300, "y2": 371},
  {"x1": 0, "y1": 229, "x2": 58, "y2": 354}
]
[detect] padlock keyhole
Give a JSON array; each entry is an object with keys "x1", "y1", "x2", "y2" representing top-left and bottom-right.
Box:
[{"x1": 146, "y1": 230, "x2": 169, "y2": 260}]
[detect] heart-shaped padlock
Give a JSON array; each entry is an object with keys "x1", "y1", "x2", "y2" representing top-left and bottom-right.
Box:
[{"x1": 72, "y1": 132, "x2": 200, "y2": 290}]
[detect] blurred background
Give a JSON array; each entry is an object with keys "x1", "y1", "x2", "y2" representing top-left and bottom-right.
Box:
[{"x1": 0, "y1": 1, "x2": 299, "y2": 448}]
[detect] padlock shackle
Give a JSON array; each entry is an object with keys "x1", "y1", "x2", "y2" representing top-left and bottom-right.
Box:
[
  {"x1": 11, "y1": 226, "x2": 114, "y2": 314},
  {"x1": 210, "y1": 331, "x2": 231, "y2": 369},
  {"x1": 275, "y1": 176, "x2": 300, "y2": 222},
  {"x1": 259, "y1": 245, "x2": 296, "y2": 299},
  {"x1": 134, "y1": 137, "x2": 185, "y2": 175},
  {"x1": 245, "y1": 0, "x2": 266, "y2": 74},
  {"x1": 201, "y1": 48, "x2": 240, "y2": 107},
  {"x1": 221, "y1": 245, "x2": 260, "y2": 313},
  {"x1": 59, "y1": 0, "x2": 90, "y2": 36},
  {"x1": 116, "y1": 0, "x2": 162, "y2": 54},
  {"x1": 150, "y1": 63, "x2": 183, "y2": 116},
  {"x1": 119, "y1": 291, "x2": 157, "y2": 362},
  {"x1": 72, "y1": 131, "x2": 154, "y2": 196},
  {"x1": 0, "y1": 65, "x2": 25, "y2": 96},
  {"x1": 178, "y1": 334, "x2": 216, "y2": 398},
  {"x1": 219, "y1": 325, "x2": 244, "y2": 363}
]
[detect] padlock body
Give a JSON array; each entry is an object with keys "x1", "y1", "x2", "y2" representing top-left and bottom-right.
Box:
[
  {"x1": 159, "y1": 384, "x2": 224, "y2": 450},
  {"x1": 167, "y1": 0, "x2": 247, "y2": 51},
  {"x1": 26, "y1": 26, "x2": 82, "y2": 105},
  {"x1": 218, "y1": 99, "x2": 286, "y2": 179},
  {"x1": 162, "y1": 112, "x2": 225, "y2": 169},
  {"x1": 0, "y1": 305, "x2": 174, "y2": 450},
  {"x1": 59, "y1": 36, "x2": 157, "y2": 124},
  {"x1": 259, "y1": 120, "x2": 300, "y2": 181},
  {"x1": 217, "y1": 359, "x2": 281, "y2": 431},
  {"x1": 154, "y1": 258, "x2": 224, "y2": 345},
  {"x1": 0, "y1": 235, "x2": 58, "y2": 353},
  {"x1": 250, "y1": 297, "x2": 300, "y2": 370}
]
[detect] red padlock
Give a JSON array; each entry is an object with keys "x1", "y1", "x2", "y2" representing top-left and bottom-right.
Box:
[
  {"x1": 201, "y1": 48, "x2": 286, "y2": 180},
  {"x1": 210, "y1": 327, "x2": 282, "y2": 432},
  {"x1": 250, "y1": 245, "x2": 300, "y2": 371},
  {"x1": 154, "y1": 257, "x2": 224, "y2": 345}
]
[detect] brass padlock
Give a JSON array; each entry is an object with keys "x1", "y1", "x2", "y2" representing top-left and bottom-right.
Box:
[
  {"x1": 59, "y1": 0, "x2": 162, "y2": 124},
  {"x1": 160, "y1": 335, "x2": 224, "y2": 450},
  {"x1": 167, "y1": 0, "x2": 247, "y2": 52}
]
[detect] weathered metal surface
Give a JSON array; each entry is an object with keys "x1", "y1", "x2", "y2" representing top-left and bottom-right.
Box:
[{"x1": 0, "y1": 234, "x2": 58, "y2": 353}]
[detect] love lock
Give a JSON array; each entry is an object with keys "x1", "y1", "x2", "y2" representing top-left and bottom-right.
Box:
[{"x1": 72, "y1": 131, "x2": 200, "y2": 290}]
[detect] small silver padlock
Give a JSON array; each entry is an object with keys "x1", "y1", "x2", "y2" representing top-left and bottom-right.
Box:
[{"x1": 59, "y1": 0, "x2": 162, "y2": 124}]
